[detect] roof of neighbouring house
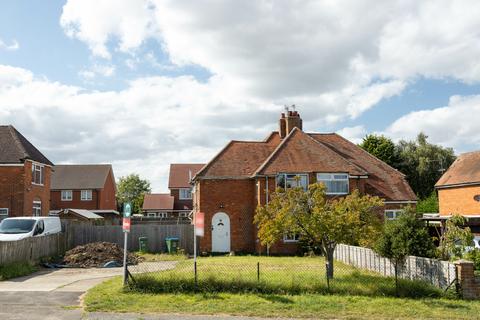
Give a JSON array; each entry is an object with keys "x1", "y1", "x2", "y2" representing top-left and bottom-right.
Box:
[
  {"x1": 168, "y1": 163, "x2": 205, "y2": 188},
  {"x1": 195, "y1": 129, "x2": 416, "y2": 202},
  {"x1": 143, "y1": 193, "x2": 175, "y2": 210},
  {"x1": 0, "y1": 125, "x2": 53, "y2": 165},
  {"x1": 51, "y1": 164, "x2": 114, "y2": 190},
  {"x1": 436, "y1": 151, "x2": 480, "y2": 188},
  {"x1": 63, "y1": 209, "x2": 104, "y2": 220}
]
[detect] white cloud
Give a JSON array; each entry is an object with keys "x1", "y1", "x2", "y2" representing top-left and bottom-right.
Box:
[
  {"x1": 385, "y1": 95, "x2": 480, "y2": 152},
  {"x1": 0, "y1": 38, "x2": 19, "y2": 51},
  {"x1": 336, "y1": 126, "x2": 367, "y2": 144},
  {"x1": 60, "y1": 0, "x2": 480, "y2": 123},
  {"x1": 79, "y1": 64, "x2": 116, "y2": 80}
]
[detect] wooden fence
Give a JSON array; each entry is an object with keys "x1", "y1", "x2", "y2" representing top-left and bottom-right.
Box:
[
  {"x1": 334, "y1": 243, "x2": 456, "y2": 289},
  {"x1": 63, "y1": 223, "x2": 194, "y2": 254},
  {"x1": 0, "y1": 223, "x2": 194, "y2": 266},
  {"x1": 0, "y1": 233, "x2": 66, "y2": 265}
]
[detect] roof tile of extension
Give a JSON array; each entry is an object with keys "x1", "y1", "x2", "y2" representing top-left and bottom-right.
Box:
[{"x1": 436, "y1": 151, "x2": 480, "y2": 188}]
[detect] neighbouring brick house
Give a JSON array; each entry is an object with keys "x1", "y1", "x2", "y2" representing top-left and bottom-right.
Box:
[
  {"x1": 142, "y1": 163, "x2": 204, "y2": 220},
  {"x1": 193, "y1": 111, "x2": 416, "y2": 254},
  {"x1": 435, "y1": 151, "x2": 480, "y2": 233},
  {"x1": 50, "y1": 164, "x2": 117, "y2": 214},
  {"x1": 0, "y1": 125, "x2": 53, "y2": 219}
]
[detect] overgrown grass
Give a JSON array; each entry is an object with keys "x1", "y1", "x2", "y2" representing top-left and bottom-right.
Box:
[
  {"x1": 136, "y1": 252, "x2": 188, "y2": 262},
  {"x1": 0, "y1": 262, "x2": 37, "y2": 281},
  {"x1": 130, "y1": 256, "x2": 445, "y2": 298},
  {"x1": 85, "y1": 277, "x2": 479, "y2": 319}
]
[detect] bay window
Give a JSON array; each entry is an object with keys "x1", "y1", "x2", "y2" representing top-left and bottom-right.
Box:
[{"x1": 31, "y1": 163, "x2": 44, "y2": 185}]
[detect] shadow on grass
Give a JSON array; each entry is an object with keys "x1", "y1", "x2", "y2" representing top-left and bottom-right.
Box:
[{"x1": 129, "y1": 271, "x2": 445, "y2": 299}]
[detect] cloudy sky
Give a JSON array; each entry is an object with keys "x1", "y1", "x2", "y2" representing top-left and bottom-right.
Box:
[{"x1": 1, "y1": 0, "x2": 480, "y2": 191}]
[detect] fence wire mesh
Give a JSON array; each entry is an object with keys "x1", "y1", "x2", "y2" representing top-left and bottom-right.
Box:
[{"x1": 128, "y1": 250, "x2": 454, "y2": 298}]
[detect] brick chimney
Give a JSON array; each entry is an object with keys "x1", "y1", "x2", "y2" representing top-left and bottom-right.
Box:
[{"x1": 279, "y1": 109, "x2": 302, "y2": 138}]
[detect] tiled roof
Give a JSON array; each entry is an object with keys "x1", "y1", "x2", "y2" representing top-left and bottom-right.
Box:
[
  {"x1": 196, "y1": 129, "x2": 416, "y2": 202},
  {"x1": 310, "y1": 133, "x2": 416, "y2": 201},
  {"x1": 436, "y1": 151, "x2": 480, "y2": 187},
  {"x1": 196, "y1": 141, "x2": 278, "y2": 177},
  {"x1": 168, "y1": 163, "x2": 205, "y2": 188},
  {"x1": 64, "y1": 209, "x2": 104, "y2": 220},
  {"x1": 256, "y1": 128, "x2": 367, "y2": 176},
  {"x1": 51, "y1": 164, "x2": 113, "y2": 190},
  {"x1": 143, "y1": 193, "x2": 174, "y2": 210},
  {"x1": 0, "y1": 125, "x2": 53, "y2": 165}
]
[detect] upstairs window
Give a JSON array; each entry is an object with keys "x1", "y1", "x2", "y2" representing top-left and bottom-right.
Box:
[
  {"x1": 33, "y1": 201, "x2": 41, "y2": 216},
  {"x1": 317, "y1": 173, "x2": 349, "y2": 195},
  {"x1": 81, "y1": 190, "x2": 93, "y2": 201},
  {"x1": 276, "y1": 173, "x2": 308, "y2": 190},
  {"x1": 385, "y1": 209, "x2": 403, "y2": 220},
  {"x1": 283, "y1": 233, "x2": 300, "y2": 243},
  {"x1": 179, "y1": 188, "x2": 192, "y2": 200},
  {"x1": 31, "y1": 163, "x2": 44, "y2": 185},
  {"x1": 61, "y1": 190, "x2": 73, "y2": 201}
]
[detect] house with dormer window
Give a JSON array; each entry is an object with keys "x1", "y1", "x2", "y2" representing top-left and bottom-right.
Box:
[{"x1": 192, "y1": 111, "x2": 416, "y2": 254}]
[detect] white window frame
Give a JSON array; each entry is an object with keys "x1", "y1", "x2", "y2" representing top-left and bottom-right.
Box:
[
  {"x1": 276, "y1": 173, "x2": 309, "y2": 190},
  {"x1": 179, "y1": 188, "x2": 193, "y2": 200},
  {"x1": 31, "y1": 163, "x2": 44, "y2": 185},
  {"x1": 0, "y1": 208, "x2": 8, "y2": 217},
  {"x1": 283, "y1": 233, "x2": 300, "y2": 243},
  {"x1": 33, "y1": 201, "x2": 42, "y2": 217},
  {"x1": 385, "y1": 209, "x2": 403, "y2": 221},
  {"x1": 178, "y1": 211, "x2": 189, "y2": 218},
  {"x1": 61, "y1": 190, "x2": 73, "y2": 201},
  {"x1": 81, "y1": 190, "x2": 93, "y2": 201},
  {"x1": 147, "y1": 212, "x2": 157, "y2": 218},
  {"x1": 316, "y1": 173, "x2": 349, "y2": 195}
]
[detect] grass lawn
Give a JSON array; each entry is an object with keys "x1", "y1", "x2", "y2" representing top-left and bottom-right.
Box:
[
  {"x1": 85, "y1": 277, "x2": 480, "y2": 319},
  {"x1": 130, "y1": 256, "x2": 445, "y2": 298},
  {"x1": 0, "y1": 262, "x2": 37, "y2": 281},
  {"x1": 136, "y1": 252, "x2": 188, "y2": 262}
]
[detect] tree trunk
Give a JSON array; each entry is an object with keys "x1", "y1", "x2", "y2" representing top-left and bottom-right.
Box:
[{"x1": 326, "y1": 246, "x2": 335, "y2": 279}]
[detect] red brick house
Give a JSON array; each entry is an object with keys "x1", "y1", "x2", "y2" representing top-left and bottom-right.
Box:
[
  {"x1": 0, "y1": 125, "x2": 53, "y2": 219},
  {"x1": 142, "y1": 164, "x2": 204, "y2": 220},
  {"x1": 50, "y1": 164, "x2": 117, "y2": 212},
  {"x1": 193, "y1": 111, "x2": 416, "y2": 254},
  {"x1": 435, "y1": 151, "x2": 480, "y2": 233}
]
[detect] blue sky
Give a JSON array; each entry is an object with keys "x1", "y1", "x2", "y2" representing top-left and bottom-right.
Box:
[{"x1": 1, "y1": 1, "x2": 480, "y2": 191}]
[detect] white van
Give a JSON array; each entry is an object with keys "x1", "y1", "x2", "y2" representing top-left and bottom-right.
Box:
[{"x1": 0, "y1": 217, "x2": 62, "y2": 241}]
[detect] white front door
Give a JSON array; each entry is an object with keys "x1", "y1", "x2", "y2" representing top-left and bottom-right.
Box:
[{"x1": 211, "y1": 212, "x2": 230, "y2": 252}]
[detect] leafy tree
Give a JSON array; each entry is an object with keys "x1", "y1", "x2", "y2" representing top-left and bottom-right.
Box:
[
  {"x1": 359, "y1": 134, "x2": 399, "y2": 167},
  {"x1": 254, "y1": 183, "x2": 383, "y2": 278},
  {"x1": 396, "y1": 133, "x2": 456, "y2": 199},
  {"x1": 437, "y1": 214, "x2": 473, "y2": 260},
  {"x1": 416, "y1": 191, "x2": 439, "y2": 213},
  {"x1": 375, "y1": 207, "x2": 436, "y2": 289},
  {"x1": 116, "y1": 174, "x2": 151, "y2": 214}
]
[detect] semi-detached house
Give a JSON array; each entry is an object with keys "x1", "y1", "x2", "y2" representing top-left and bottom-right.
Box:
[{"x1": 193, "y1": 111, "x2": 416, "y2": 254}]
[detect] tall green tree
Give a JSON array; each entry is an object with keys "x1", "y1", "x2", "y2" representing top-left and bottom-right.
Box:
[
  {"x1": 359, "y1": 134, "x2": 399, "y2": 167},
  {"x1": 255, "y1": 183, "x2": 383, "y2": 278},
  {"x1": 416, "y1": 191, "x2": 439, "y2": 213},
  {"x1": 116, "y1": 174, "x2": 151, "y2": 214},
  {"x1": 375, "y1": 207, "x2": 436, "y2": 289},
  {"x1": 396, "y1": 133, "x2": 455, "y2": 199}
]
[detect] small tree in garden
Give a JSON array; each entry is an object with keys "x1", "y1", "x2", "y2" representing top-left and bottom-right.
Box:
[
  {"x1": 116, "y1": 174, "x2": 151, "y2": 214},
  {"x1": 437, "y1": 214, "x2": 473, "y2": 260},
  {"x1": 254, "y1": 183, "x2": 383, "y2": 278},
  {"x1": 375, "y1": 207, "x2": 436, "y2": 290}
]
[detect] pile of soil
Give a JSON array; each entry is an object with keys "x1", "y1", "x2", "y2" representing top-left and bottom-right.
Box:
[{"x1": 63, "y1": 242, "x2": 141, "y2": 268}]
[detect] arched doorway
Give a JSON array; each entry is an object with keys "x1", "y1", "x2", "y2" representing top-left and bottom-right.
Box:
[{"x1": 211, "y1": 212, "x2": 230, "y2": 252}]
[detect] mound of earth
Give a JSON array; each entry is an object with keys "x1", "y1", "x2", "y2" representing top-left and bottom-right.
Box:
[{"x1": 63, "y1": 242, "x2": 141, "y2": 268}]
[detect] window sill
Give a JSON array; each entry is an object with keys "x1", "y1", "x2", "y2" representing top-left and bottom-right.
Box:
[
  {"x1": 81, "y1": 199, "x2": 93, "y2": 201},
  {"x1": 326, "y1": 192, "x2": 349, "y2": 195},
  {"x1": 61, "y1": 199, "x2": 72, "y2": 202},
  {"x1": 283, "y1": 240, "x2": 300, "y2": 243},
  {"x1": 31, "y1": 183, "x2": 44, "y2": 187}
]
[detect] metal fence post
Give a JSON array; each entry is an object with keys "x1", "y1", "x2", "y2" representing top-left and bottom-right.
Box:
[
  {"x1": 257, "y1": 262, "x2": 260, "y2": 283},
  {"x1": 194, "y1": 260, "x2": 198, "y2": 289}
]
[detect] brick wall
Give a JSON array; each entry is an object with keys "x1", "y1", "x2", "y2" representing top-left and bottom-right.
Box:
[
  {"x1": 50, "y1": 189, "x2": 99, "y2": 210},
  {"x1": 0, "y1": 165, "x2": 25, "y2": 217},
  {"x1": 170, "y1": 188, "x2": 193, "y2": 210},
  {"x1": 98, "y1": 170, "x2": 117, "y2": 210},
  {"x1": 196, "y1": 179, "x2": 256, "y2": 253},
  {"x1": 23, "y1": 161, "x2": 51, "y2": 216},
  {"x1": 438, "y1": 185, "x2": 480, "y2": 215}
]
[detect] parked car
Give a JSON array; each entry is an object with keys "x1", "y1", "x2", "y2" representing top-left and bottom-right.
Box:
[{"x1": 0, "y1": 217, "x2": 61, "y2": 241}]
